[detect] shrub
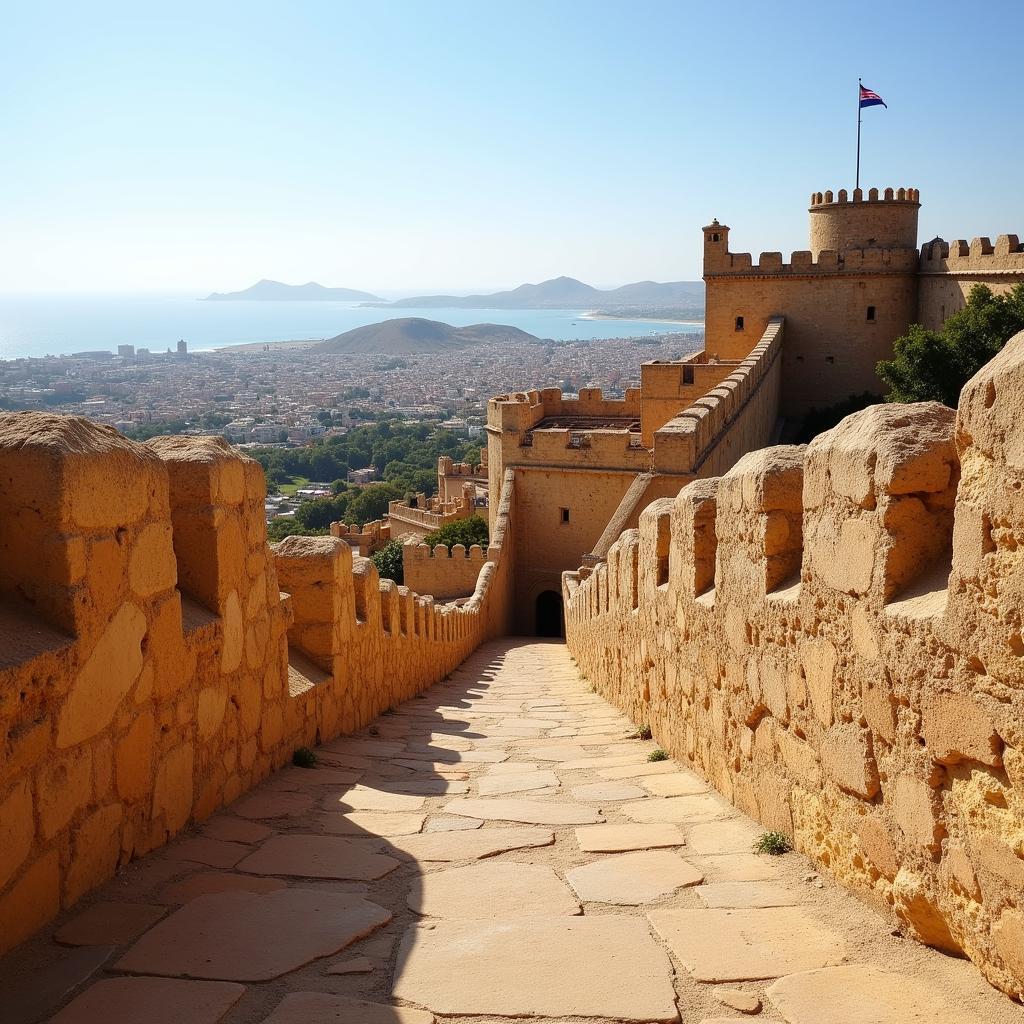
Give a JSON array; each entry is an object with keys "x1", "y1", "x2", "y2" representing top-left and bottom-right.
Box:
[
  {"x1": 292, "y1": 747, "x2": 317, "y2": 768},
  {"x1": 370, "y1": 539, "x2": 405, "y2": 584},
  {"x1": 424, "y1": 515, "x2": 489, "y2": 549},
  {"x1": 648, "y1": 748, "x2": 668, "y2": 762},
  {"x1": 631, "y1": 725, "x2": 653, "y2": 740},
  {"x1": 753, "y1": 830, "x2": 792, "y2": 856}
]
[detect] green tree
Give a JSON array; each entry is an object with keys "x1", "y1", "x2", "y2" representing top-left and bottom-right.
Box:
[
  {"x1": 266, "y1": 518, "x2": 327, "y2": 542},
  {"x1": 370, "y1": 539, "x2": 405, "y2": 584},
  {"x1": 345, "y1": 482, "x2": 403, "y2": 525},
  {"x1": 877, "y1": 284, "x2": 1024, "y2": 406},
  {"x1": 424, "y1": 515, "x2": 489, "y2": 549}
]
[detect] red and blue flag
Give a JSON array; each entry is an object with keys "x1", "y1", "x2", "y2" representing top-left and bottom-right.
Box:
[{"x1": 859, "y1": 84, "x2": 887, "y2": 109}]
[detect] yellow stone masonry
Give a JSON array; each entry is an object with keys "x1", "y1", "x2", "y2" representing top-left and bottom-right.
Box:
[
  {"x1": 563, "y1": 328, "x2": 1024, "y2": 999},
  {"x1": 0, "y1": 417, "x2": 516, "y2": 952}
]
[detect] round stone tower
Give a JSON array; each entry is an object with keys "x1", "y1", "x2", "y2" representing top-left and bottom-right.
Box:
[{"x1": 808, "y1": 187, "x2": 920, "y2": 258}]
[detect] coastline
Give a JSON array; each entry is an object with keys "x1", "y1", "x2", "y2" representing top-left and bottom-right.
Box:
[
  {"x1": 211, "y1": 339, "x2": 322, "y2": 354},
  {"x1": 579, "y1": 311, "x2": 705, "y2": 326}
]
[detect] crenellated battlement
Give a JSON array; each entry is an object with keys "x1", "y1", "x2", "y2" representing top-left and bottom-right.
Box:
[
  {"x1": 563, "y1": 329, "x2": 1024, "y2": 998},
  {"x1": 809, "y1": 186, "x2": 920, "y2": 207},
  {"x1": 487, "y1": 386, "x2": 642, "y2": 435},
  {"x1": 387, "y1": 479, "x2": 478, "y2": 538},
  {"x1": 402, "y1": 541, "x2": 488, "y2": 601},
  {"x1": 705, "y1": 244, "x2": 920, "y2": 278},
  {"x1": 329, "y1": 517, "x2": 392, "y2": 555},
  {"x1": 0, "y1": 414, "x2": 517, "y2": 951},
  {"x1": 920, "y1": 233, "x2": 1024, "y2": 271}
]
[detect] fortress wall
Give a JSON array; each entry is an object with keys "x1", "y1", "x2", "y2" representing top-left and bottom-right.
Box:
[
  {"x1": 639, "y1": 360, "x2": 739, "y2": 447},
  {"x1": 653, "y1": 318, "x2": 783, "y2": 477},
  {"x1": 564, "y1": 330, "x2": 1024, "y2": 997},
  {"x1": 0, "y1": 418, "x2": 515, "y2": 953},
  {"x1": 387, "y1": 483, "x2": 477, "y2": 540},
  {"x1": 705, "y1": 266, "x2": 917, "y2": 415},
  {"x1": 917, "y1": 235, "x2": 1024, "y2": 330},
  {"x1": 329, "y1": 518, "x2": 392, "y2": 556},
  {"x1": 402, "y1": 541, "x2": 487, "y2": 600},
  {"x1": 808, "y1": 188, "x2": 920, "y2": 256}
]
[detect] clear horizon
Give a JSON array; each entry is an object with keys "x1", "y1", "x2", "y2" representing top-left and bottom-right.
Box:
[{"x1": 3, "y1": 0, "x2": 1022, "y2": 293}]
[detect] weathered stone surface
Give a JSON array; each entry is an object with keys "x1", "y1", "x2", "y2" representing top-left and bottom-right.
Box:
[
  {"x1": 575, "y1": 823, "x2": 686, "y2": 852},
  {"x1": 422, "y1": 815, "x2": 483, "y2": 832},
  {"x1": 236, "y1": 835, "x2": 400, "y2": 880},
  {"x1": 713, "y1": 988, "x2": 761, "y2": 1014},
  {"x1": 229, "y1": 792, "x2": 313, "y2": 819},
  {"x1": 687, "y1": 820, "x2": 761, "y2": 855},
  {"x1": 263, "y1": 992, "x2": 433, "y2": 1024},
  {"x1": 690, "y1": 853, "x2": 780, "y2": 882},
  {"x1": 392, "y1": 917, "x2": 678, "y2": 1021},
  {"x1": 325, "y1": 955, "x2": 374, "y2": 974},
  {"x1": 409, "y1": 862, "x2": 580, "y2": 918},
  {"x1": 444, "y1": 798, "x2": 603, "y2": 825},
  {"x1": 622, "y1": 794, "x2": 731, "y2": 823},
  {"x1": 639, "y1": 772, "x2": 710, "y2": 797},
  {"x1": 50, "y1": 977, "x2": 244, "y2": 1024},
  {"x1": 2, "y1": 943, "x2": 116, "y2": 1024},
  {"x1": 570, "y1": 781, "x2": 647, "y2": 801},
  {"x1": 766, "y1": 964, "x2": 973, "y2": 1023},
  {"x1": 319, "y1": 811, "x2": 426, "y2": 837},
  {"x1": 200, "y1": 818, "x2": 272, "y2": 844},
  {"x1": 331, "y1": 785, "x2": 426, "y2": 812},
  {"x1": 57, "y1": 603, "x2": 147, "y2": 747},
  {"x1": 477, "y1": 771, "x2": 559, "y2": 796},
  {"x1": 115, "y1": 890, "x2": 391, "y2": 980},
  {"x1": 921, "y1": 693, "x2": 1001, "y2": 766},
  {"x1": 386, "y1": 827, "x2": 554, "y2": 861},
  {"x1": 55, "y1": 902, "x2": 165, "y2": 946},
  {"x1": 648, "y1": 907, "x2": 845, "y2": 981},
  {"x1": 170, "y1": 837, "x2": 251, "y2": 869},
  {"x1": 696, "y1": 882, "x2": 801, "y2": 909},
  {"x1": 598, "y1": 760, "x2": 682, "y2": 779},
  {"x1": 158, "y1": 871, "x2": 286, "y2": 904},
  {"x1": 567, "y1": 851, "x2": 704, "y2": 904}
]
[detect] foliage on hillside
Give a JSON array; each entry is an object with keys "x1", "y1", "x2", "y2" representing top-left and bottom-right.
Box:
[
  {"x1": 370, "y1": 539, "x2": 405, "y2": 584},
  {"x1": 877, "y1": 284, "x2": 1024, "y2": 406},
  {"x1": 424, "y1": 515, "x2": 489, "y2": 549}
]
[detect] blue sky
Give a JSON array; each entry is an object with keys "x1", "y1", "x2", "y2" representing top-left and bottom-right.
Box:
[{"x1": 2, "y1": 0, "x2": 1021, "y2": 293}]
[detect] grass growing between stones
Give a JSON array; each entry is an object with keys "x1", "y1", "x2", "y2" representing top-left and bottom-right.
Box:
[
  {"x1": 292, "y1": 747, "x2": 318, "y2": 768},
  {"x1": 753, "y1": 830, "x2": 792, "y2": 855},
  {"x1": 648, "y1": 749, "x2": 668, "y2": 762}
]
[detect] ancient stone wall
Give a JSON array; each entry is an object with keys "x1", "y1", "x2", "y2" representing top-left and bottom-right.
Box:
[
  {"x1": 563, "y1": 330, "x2": 1024, "y2": 998},
  {"x1": 0, "y1": 416, "x2": 516, "y2": 953},
  {"x1": 917, "y1": 234, "x2": 1024, "y2": 331},
  {"x1": 329, "y1": 517, "x2": 392, "y2": 556},
  {"x1": 402, "y1": 541, "x2": 487, "y2": 601},
  {"x1": 387, "y1": 481, "x2": 477, "y2": 541}
]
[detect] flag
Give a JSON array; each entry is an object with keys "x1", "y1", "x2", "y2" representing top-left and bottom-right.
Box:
[{"x1": 859, "y1": 84, "x2": 887, "y2": 109}]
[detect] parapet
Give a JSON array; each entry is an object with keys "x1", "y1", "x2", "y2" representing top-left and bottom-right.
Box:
[
  {"x1": 919, "y1": 233, "x2": 1024, "y2": 273},
  {"x1": 487, "y1": 386, "x2": 642, "y2": 434},
  {"x1": 808, "y1": 186, "x2": 920, "y2": 257},
  {"x1": 563, "y1": 332, "x2": 1024, "y2": 995}
]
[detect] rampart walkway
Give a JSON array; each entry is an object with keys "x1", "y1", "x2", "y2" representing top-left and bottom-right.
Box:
[{"x1": 4, "y1": 640, "x2": 1019, "y2": 1023}]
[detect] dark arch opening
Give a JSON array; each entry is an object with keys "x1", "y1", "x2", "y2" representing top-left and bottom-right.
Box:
[{"x1": 535, "y1": 590, "x2": 563, "y2": 638}]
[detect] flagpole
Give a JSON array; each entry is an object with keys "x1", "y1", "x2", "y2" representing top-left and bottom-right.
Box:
[{"x1": 856, "y1": 77, "x2": 862, "y2": 191}]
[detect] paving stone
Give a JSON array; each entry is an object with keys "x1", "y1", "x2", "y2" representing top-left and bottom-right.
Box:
[
  {"x1": 598, "y1": 760, "x2": 682, "y2": 779},
  {"x1": 484, "y1": 760, "x2": 539, "y2": 774},
  {"x1": 236, "y1": 835, "x2": 400, "y2": 880},
  {"x1": 699, "y1": 1018, "x2": 761, "y2": 1023},
  {"x1": 2, "y1": 945, "x2": 116, "y2": 1024},
  {"x1": 523, "y1": 744, "x2": 591, "y2": 761},
  {"x1": 54, "y1": 902, "x2": 166, "y2": 946},
  {"x1": 570, "y1": 781, "x2": 647, "y2": 801},
  {"x1": 157, "y1": 871, "x2": 288, "y2": 905},
  {"x1": 319, "y1": 811, "x2": 426, "y2": 837},
  {"x1": 50, "y1": 977, "x2": 245, "y2": 1024},
  {"x1": 392, "y1": 917, "x2": 678, "y2": 1021},
  {"x1": 622, "y1": 794, "x2": 732, "y2": 823},
  {"x1": 575, "y1": 823, "x2": 686, "y2": 852},
  {"x1": 766, "y1": 964, "x2": 972, "y2": 1023},
  {"x1": 690, "y1": 853, "x2": 781, "y2": 881},
  {"x1": 330, "y1": 785, "x2": 426, "y2": 812},
  {"x1": 686, "y1": 820, "x2": 762, "y2": 855},
  {"x1": 263, "y1": 992, "x2": 433, "y2": 1024},
  {"x1": 697, "y1": 882, "x2": 802, "y2": 909},
  {"x1": 444, "y1": 797, "x2": 603, "y2": 825},
  {"x1": 647, "y1": 907, "x2": 845, "y2": 981},
  {"x1": 277, "y1": 767, "x2": 364, "y2": 787},
  {"x1": 477, "y1": 771, "x2": 559, "y2": 796},
  {"x1": 559, "y1": 753, "x2": 651, "y2": 770},
  {"x1": 385, "y1": 826, "x2": 555, "y2": 861},
  {"x1": 323, "y1": 738, "x2": 406, "y2": 758},
  {"x1": 409, "y1": 862, "x2": 580, "y2": 918},
  {"x1": 382, "y1": 778, "x2": 470, "y2": 796},
  {"x1": 422, "y1": 815, "x2": 483, "y2": 831},
  {"x1": 115, "y1": 890, "x2": 391, "y2": 981},
  {"x1": 325, "y1": 955, "x2": 374, "y2": 974},
  {"x1": 167, "y1": 837, "x2": 251, "y2": 869},
  {"x1": 229, "y1": 791, "x2": 314, "y2": 820},
  {"x1": 567, "y1": 850, "x2": 704, "y2": 904},
  {"x1": 640, "y1": 772, "x2": 710, "y2": 796},
  {"x1": 714, "y1": 988, "x2": 762, "y2": 1013},
  {"x1": 200, "y1": 817, "x2": 272, "y2": 844}
]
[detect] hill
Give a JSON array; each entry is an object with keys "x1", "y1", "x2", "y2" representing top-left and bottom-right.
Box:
[
  {"x1": 205, "y1": 279, "x2": 382, "y2": 302},
  {"x1": 313, "y1": 318, "x2": 540, "y2": 354},
  {"x1": 369, "y1": 276, "x2": 704, "y2": 310}
]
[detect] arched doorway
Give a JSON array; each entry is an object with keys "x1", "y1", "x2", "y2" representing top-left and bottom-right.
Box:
[{"x1": 535, "y1": 590, "x2": 563, "y2": 638}]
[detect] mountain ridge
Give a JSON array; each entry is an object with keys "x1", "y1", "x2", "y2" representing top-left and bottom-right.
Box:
[{"x1": 205, "y1": 279, "x2": 382, "y2": 302}]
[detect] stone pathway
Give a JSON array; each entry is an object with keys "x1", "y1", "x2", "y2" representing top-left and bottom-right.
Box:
[{"x1": 4, "y1": 639, "x2": 1022, "y2": 1024}]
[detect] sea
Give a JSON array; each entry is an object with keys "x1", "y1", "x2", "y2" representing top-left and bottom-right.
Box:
[{"x1": 0, "y1": 294, "x2": 704, "y2": 361}]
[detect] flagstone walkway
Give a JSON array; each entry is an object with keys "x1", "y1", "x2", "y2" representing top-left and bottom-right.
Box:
[{"x1": 4, "y1": 639, "x2": 1022, "y2": 1024}]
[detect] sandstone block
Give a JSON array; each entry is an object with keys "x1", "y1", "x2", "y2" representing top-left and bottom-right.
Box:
[
  {"x1": 857, "y1": 814, "x2": 899, "y2": 879},
  {"x1": 921, "y1": 692, "x2": 1001, "y2": 766},
  {"x1": 39, "y1": 748, "x2": 93, "y2": 839},
  {"x1": 115, "y1": 712, "x2": 154, "y2": 802},
  {"x1": 992, "y1": 908, "x2": 1024, "y2": 982},
  {"x1": 800, "y1": 639, "x2": 836, "y2": 727},
  {"x1": 153, "y1": 742, "x2": 194, "y2": 835},
  {"x1": 893, "y1": 775, "x2": 942, "y2": 851},
  {"x1": 129, "y1": 523, "x2": 177, "y2": 597},
  {"x1": 0, "y1": 778, "x2": 34, "y2": 889},
  {"x1": 0, "y1": 849, "x2": 61, "y2": 953},
  {"x1": 57, "y1": 603, "x2": 147, "y2": 747},
  {"x1": 65, "y1": 803, "x2": 124, "y2": 905},
  {"x1": 821, "y1": 724, "x2": 879, "y2": 798},
  {"x1": 892, "y1": 867, "x2": 960, "y2": 954},
  {"x1": 220, "y1": 591, "x2": 244, "y2": 673}
]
